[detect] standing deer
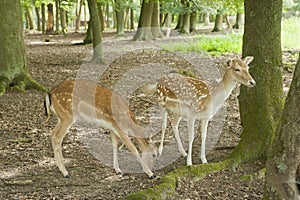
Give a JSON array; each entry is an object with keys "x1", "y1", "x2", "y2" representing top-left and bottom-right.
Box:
[
  {"x1": 144, "y1": 56, "x2": 255, "y2": 165},
  {"x1": 44, "y1": 80, "x2": 157, "y2": 178}
]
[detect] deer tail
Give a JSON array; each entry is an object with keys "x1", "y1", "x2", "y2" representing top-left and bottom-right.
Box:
[{"x1": 44, "y1": 93, "x2": 51, "y2": 122}]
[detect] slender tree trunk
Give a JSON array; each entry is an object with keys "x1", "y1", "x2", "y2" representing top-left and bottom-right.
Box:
[
  {"x1": 204, "y1": 12, "x2": 210, "y2": 26},
  {"x1": 224, "y1": 14, "x2": 231, "y2": 28},
  {"x1": 25, "y1": 6, "x2": 34, "y2": 30},
  {"x1": 32, "y1": 0, "x2": 41, "y2": 31},
  {"x1": 83, "y1": 19, "x2": 92, "y2": 44},
  {"x1": 180, "y1": 0, "x2": 190, "y2": 34},
  {"x1": 114, "y1": 0, "x2": 125, "y2": 35},
  {"x1": 133, "y1": 0, "x2": 154, "y2": 41},
  {"x1": 60, "y1": 5, "x2": 67, "y2": 34},
  {"x1": 105, "y1": 3, "x2": 110, "y2": 28},
  {"x1": 97, "y1": 2, "x2": 105, "y2": 31},
  {"x1": 130, "y1": 7, "x2": 134, "y2": 30},
  {"x1": 228, "y1": 0, "x2": 284, "y2": 166},
  {"x1": 212, "y1": 11, "x2": 223, "y2": 32},
  {"x1": 55, "y1": 0, "x2": 60, "y2": 32},
  {"x1": 233, "y1": 12, "x2": 243, "y2": 29},
  {"x1": 87, "y1": 0, "x2": 104, "y2": 63},
  {"x1": 41, "y1": 3, "x2": 46, "y2": 33},
  {"x1": 0, "y1": 0, "x2": 46, "y2": 96},
  {"x1": 46, "y1": 3, "x2": 54, "y2": 33},
  {"x1": 264, "y1": 55, "x2": 300, "y2": 200},
  {"x1": 75, "y1": 0, "x2": 83, "y2": 32}
]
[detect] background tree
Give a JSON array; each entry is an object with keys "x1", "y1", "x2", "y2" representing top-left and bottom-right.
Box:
[
  {"x1": 264, "y1": 55, "x2": 300, "y2": 199},
  {"x1": 0, "y1": 0, "x2": 46, "y2": 96},
  {"x1": 114, "y1": 0, "x2": 125, "y2": 35},
  {"x1": 87, "y1": 0, "x2": 105, "y2": 63},
  {"x1": 228, "y1": 0, "x2": 284, "y2": 166}
]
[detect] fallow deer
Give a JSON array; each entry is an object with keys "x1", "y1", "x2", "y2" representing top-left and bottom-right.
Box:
[
  {"x1": 44, "y1": 80, "x2": 157, "y2": 178},
  {"x1": 144, "y1": 56, "x2": 255, "y2": 165}
]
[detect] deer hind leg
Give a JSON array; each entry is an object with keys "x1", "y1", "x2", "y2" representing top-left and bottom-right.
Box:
[
  {"x1": 172, "y1": 115, "x2": 187, "y2": 157},
  {"x1": 117, "y1": 132, "x2": 154, "y2": 178},
  {"x1": 159, "y1": 109, "x2": 168, "y2": 155},
  {"x1": 111, "y1": 133, "x2": 122, "y2": 175},
  {"x1": 200, "y1": 119, "x2": 209, "y2": 164},
  {"x1": 187, "y1": 116, "x2": 196, "y2": 166},
  {"x1": 51, "y1": 118, "x2": 73, "y2": 177}
]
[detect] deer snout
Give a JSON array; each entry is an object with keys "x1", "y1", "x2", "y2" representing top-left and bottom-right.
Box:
[{"x1": 249, "y1": 79, "x2": 256, "y2": 87}]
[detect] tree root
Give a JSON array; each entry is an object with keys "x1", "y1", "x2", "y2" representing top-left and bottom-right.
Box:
[
  {"x1": 125, "y1": 162, "x2": 228, "y2": 200},
  {"x1": 0, "y1": 73, "x2": 48, "y2": 96},
  {"x1": 239, "y1": 168, "x2": 266, "y2": 182}
]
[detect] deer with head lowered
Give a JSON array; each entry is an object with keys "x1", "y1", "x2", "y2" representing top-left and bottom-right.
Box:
[
  {"x1": 143, "y1": 56, "x2": 255, "y2": 166},
  {"x1": 44, "y1": 80, "x2": 158, "y2": 178}
]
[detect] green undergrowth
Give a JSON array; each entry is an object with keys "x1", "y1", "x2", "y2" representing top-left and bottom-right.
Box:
[
  {"x1": 162, "y1": 32, "x2": 243, "y2": 56},
  {"x1": 281, "y1": 17, "x2": 300, "y2": 50}
]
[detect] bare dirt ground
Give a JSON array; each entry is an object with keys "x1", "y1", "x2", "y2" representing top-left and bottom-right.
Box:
[{"x1": 0, "y1": 31, "x2": 297, "y2": 199}]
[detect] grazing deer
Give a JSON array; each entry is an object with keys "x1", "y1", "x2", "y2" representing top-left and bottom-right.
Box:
[
  {"x1": 44, "y1": 80, "x2": 157, "y2": 178},
  {"x1": 143, "y1": 56, "x2": 255, "y2": 165}
]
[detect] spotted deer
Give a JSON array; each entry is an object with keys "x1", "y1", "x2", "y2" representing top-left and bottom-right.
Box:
[
  {"x1": 144, "y1": 56, "x2": 255, "y2": 165},
  {"x1": 44, "y1": 80, "x2": 157, "y2": 178}
]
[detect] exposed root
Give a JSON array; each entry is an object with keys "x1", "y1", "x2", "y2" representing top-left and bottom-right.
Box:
[{"x1": 125, "y1": 162, "x2": 228, "y2": 199}]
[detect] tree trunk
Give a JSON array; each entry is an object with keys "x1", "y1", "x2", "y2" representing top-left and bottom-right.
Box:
[
  {"x1": 60, "y1": 5, "x2": 67, "y2": 34},
  {"x1": 0, "y1": 0, "x2": 46, "y2": 96},
  {"x1": 180, "y1": 0, "x2": 190, "y2": 34},
  {"x1": 83, "y1": 19, "x2": 92, "y2": 44},
  {"x1": 130, "y1": 7, "x2": 134, "y2": 30},
  {"x1": 190, "y1": 11, "x2": 197, "y2": 33},
  {"x1": 87, "y1": 0, "x2": 104, "y2": 63},
  {"x1": 212, "y1": 11, "x2": 223, "y2": 32},
  {"x1": 204, "y1": 12, "x2": 210, "y2": 26},
  {"x1": 133, "y1": 0, "x2": 154, "y2": 41},
  {"x1": 228, "y1": 0, "x2": 284, "y2": 166},
  {"x1": 33, "y1": 1, "x2": 41, "y2": 31},
  {"x1": 224, "y1": 14, "x2": 231, "y2": 28},
  {"x1": 41, "y1": 3, "x2": 46, "y2": 33},
  {"x1": 114, "y1": 0, "x2": 125, "y2": 35},
  {"x1": 105, "y1": 3, "x2": 110, "y2": 28},
  {"x1": 97, "y1": 2, "x2": 105, "y2": 31},
  {"x1": 264, "y1": 55, "x2": 300, "y2": 199},
  {"x1": 25, "y1": 6, "x2": 34, "y2": 30},
  {"x1": 151, "y1": 0, "x2": 163, "y2": 38},
  {"x1": 55, "y1": 0, "x2": 60, "y2": 32},
  {"x1": 75, "y1": 0, "x2": 83, "y2": 32},
  {"x1": 233, "y1": 12, "x2": 243, "y2": 29},
  {"x1": 46, "y1": 3, "x2": 54, "y2": 33},
  {"x1": 175, "y1": 14, "x2": 184, "y2": 30}
]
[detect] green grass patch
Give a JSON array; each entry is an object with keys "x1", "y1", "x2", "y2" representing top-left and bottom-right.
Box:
[
  {"x1": 281, "y1": 17, "x2": 300, "y2": 50},
  {"x1": 162, "y1": 32, "x2": 242, "y2": 56}
]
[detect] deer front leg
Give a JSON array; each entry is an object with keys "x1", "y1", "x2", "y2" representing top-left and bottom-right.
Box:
[
  {"x1": 172, "y1": 115, "x2": 187, "y2": 157},
  {"x1": 187, "y1": 116, "x2": 196, "y2": 166},
  {"x1": 51, "y1": 120, "x2": 72, "y2": 178},
  {"x1": 159, "y1": 109, "x2": 168, "y2": 155},
  {"x1": 200, "y1": 119, "x2": 209, "y2": 164},
  {"x1": 111, "y1": 133, "x2": 122, "y2": 175}
]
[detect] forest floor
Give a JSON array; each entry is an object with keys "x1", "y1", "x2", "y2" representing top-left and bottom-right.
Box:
[{"x1": 0, "y1": 30, "x2": 298, "y2": 199}]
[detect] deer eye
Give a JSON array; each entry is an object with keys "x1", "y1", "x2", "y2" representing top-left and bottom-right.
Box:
[
  {"x1": 234, "y1": 68, "x2": 241, "y2": 72},
  {"x1": 152, "y1": 153, "x2": 157, "y2": 158}
]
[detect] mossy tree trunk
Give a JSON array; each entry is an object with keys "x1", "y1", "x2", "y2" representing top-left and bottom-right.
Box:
[
  {"x1": 228, "y1": 0, "x2": 284, "y2": 166},
  {"x1": 151, "y1": 1, "x2": 163, "y2": 38},
  {"x1": 174, "y1": 14, "x2": 184, "y2": 30},
  {"x1": 97, "y1": 2, "x2": 105, "y2": 32},
  {"x1": 180, "y1": 0, "x2": 190, "y2": 34},
  {"x1": 264, "y1": 55, "x2": 300, "y2": 199},
  {"x1": 55, "y1": 0, "x2": 60, "y2": 32},
  {"x1": 189, "y1": 11, "x2": 197, "y2": 33},
  {"x1": 87, "y1": 0, "x2": 105, "y2": 63},
  {"x1": 0, "y1": 0, "x2": 47, "y2": 96},
  {"x1": 41, "y1": 3, "x2": 46, "y2": 33}
]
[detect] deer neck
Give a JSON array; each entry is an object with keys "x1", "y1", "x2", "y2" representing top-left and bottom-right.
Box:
[{"x1": 210, "y1": 70, "x2": 237, "y2": 110}]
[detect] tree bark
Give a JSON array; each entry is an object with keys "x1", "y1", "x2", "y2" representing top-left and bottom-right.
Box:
[
  {"x1": 75, "y1": 0, "x2": 83, "y2": 32},
  {"x1": 190, "y1": 11, "x2": 197, "y2": 33},
  {"x1": 114, "y1": 0, "x2": 125, "y2": 35},
  {"x1": 264, "y1": 55, "x2": 300, "y2": 199},
  {"x1": 175, "y1": 14, "x2": 184, "y2": 30},
  {"x1": 228, "y1": 0, "x2": 284, "y2": 166},
  {"x1": 133, "y1": 0, "x2": 154, "y2": 41},
  {"x1": 87, "y1": 0, "x2": 105, "y2": 63},
  {"x1": 46, "y1": 3, "x2": 54, "y2": 33},
  {"x1": 55, "y1": 0, "x2": 60, "y2": 32},
  {"x1": 212, "y1": 11, "x2": 223, "y2": 32},
  {"x1": 41, "y1": 3, "x2": 46, "y2": 33},
  {"x1": 25, "y1": 6, "x2": 34, "y2": 30},
  {"x1": 0, "y1": 0, "x2": 46, "y2": 96},
  {"x1": 151, "y1": 0, "x2": 163, "y2": 38},
  {"x1": 60, "y1": 5, "x2": 67, "y2": 34},
  {"x1": 97, "y1": 2, "x2": 105, "y2": 31},
  {"x1": 32, "y1": 0, "x2": 41, "y2": 31},
  {"x1": 233, "y1": 12, "x2": 243, "y2": 29}
]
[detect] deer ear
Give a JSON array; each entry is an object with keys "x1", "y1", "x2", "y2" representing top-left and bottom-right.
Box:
[{"x1": 243, "y1": 56, "x2": 254, "y2": 65}]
